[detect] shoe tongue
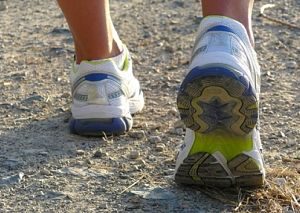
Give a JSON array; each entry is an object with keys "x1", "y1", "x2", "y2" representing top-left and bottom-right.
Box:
[{"x1": 198, "y1": 16, "x2": 251, "y2": 47}]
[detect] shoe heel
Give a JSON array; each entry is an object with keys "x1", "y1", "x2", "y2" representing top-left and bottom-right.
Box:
[
  {"x1": 177, "y1": 66, "x2": 258, "y2": 136},
  {"x1": 69, "y1": 116, "x2": 133, "y2": 136}
]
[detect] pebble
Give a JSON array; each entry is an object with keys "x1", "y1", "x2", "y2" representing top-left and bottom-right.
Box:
[
  {"x1": 165, "y1": 45, "x2": 175, "y2": 53},
  {"x1": 98, "y1": 203, "x2": 108, "y2": 209},
  {"x1": 76, "y1": 150, "x2": 85, "y2": 156},
  {"x1": 0, "y1": 172, "x2": 24, "y2": 186},
  {"x1": 148, "y1": 136, "x2": 162, "y2": 144},
  {"x1": 0, "y1": 202, "x2": 5, "y2": 208},
  {"x1": 93, "y1": 150, "x2": 104, "y2": 158},
  {"x1": 155, "y1": 143, "x2": 165, "y2": 152},
  {"x1": 45, "y1": 191, "x2": 67, "y2": 200},
  {"x1": 130, "y1": 187, "x2": 176, "y2": 200},
  {"x1": 175, "y1": 128, "x2": 184, "y2": 135},
  {"x1": 174, "y1": 120, "x2": 185, "y2": 129},
  {"x1": 39, "y1": 151, "x2": 49, "y2": 156},
  {"x1": 22, "y1": 95, "x2": 44, "y2": 104},
  {"x1": 275, "y1": 178, "x2": 286, "y2": 187},
  {"x1": 129, "y1": 130, "x2": 146, "y2": 139},
  {"x1": 173, "y1": 0, "x2": 185, "y2": 8},
  {"x1": 128, "y1": 150, "x2": 140, "y2": 160},
  {"x1": 279, "y1": 131, "x2": 286, "y2": 138},
  {"x1": 86, "y1": 159, "x2": 94, "y2": 165},
  {"x1": 286, "y1": 61, "x2": 297, "y2": 69},
  {"x1": 51, "y1": 27, "x2": 71, "y2": 35},
  {"x1": 168, "y1": 108, "x2": 178, "y2": 116},
  {"x1": 40, "y1": 168, "x2": 51, "y2": 176}
]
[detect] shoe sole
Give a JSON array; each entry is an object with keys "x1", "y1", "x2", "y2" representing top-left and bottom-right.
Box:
[
  {"x1": 176, "y1": 65, "x2": 264, "y2": 187},
  {"x1": 69, "y1": 116, "x2": 133, "y2": 136},
  {"x1": 177, "y1": 65, "x2": 258, "y2": 136},
  {"x1": 175, "y1": 152, "x2": 264, "y2": 187},
  {"x1": 69, "y1": 93, "x2": 144, "y2": 136}
]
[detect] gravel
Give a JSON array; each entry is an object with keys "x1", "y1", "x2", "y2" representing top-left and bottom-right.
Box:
[{"x1": 0, "y1": 0, "x2": 299, "y2": 212}]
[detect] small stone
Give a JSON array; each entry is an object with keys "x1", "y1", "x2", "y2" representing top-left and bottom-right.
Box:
[
  {"x1": 130, "y1": 187, "x2": 176, "y2": 200},
  {"x1": 39, "y1": 151, "x2": 49, "y2": 156},
  {"x1": 168, "y1": 108, "x2": 178, "y2": 116},
  {"x1": 0, "y1": 172, "x2": 24, "y2": 186},
  {"x1": 275, "y1": 178, "x2": 286, "y2": 187},
  {"x1": 86, "y1": 159, "x2": 94, "y2": 165},
  {"x1": 46, "y1": 191, "x2": 67, "y2": 200},
  {"x1": 165, "y1": 45, "x2": 175, "y2": 53},
  {"x1": 40, "y1": 169, "x2": 51, "y2": 176},
  {"x1": 174, "y1": 120, "x2": 185, "y2": 129},
  {"x1": 125, "y1": 203, "x2": 141, "y2": 210},
  {"x1": 148, "y1": 155, "x2": 156, "y2": 161},
  {"x1": 286, "y1": 61, "x2": 297, "y2": 69},
  {"x1": 175, "y1": 128, "x2": 184, "y2": 135},
  {"x1": 129, "y1": 130, "x2": 146, "y2": 139},
  {"x1": 173, "y1": 0, "x2": 184, "y2": 8},
  {"x1": 98, "y1": 203, "x2": 108, "y2": 209},
  {"x1": 76, "y1": 150, "x2": 85, "y2": 156},
  {"x1": 51, "y1": 27, "x2": 71, "y2": 35},
  {"x1": 155, "y1": 143, "x2": 165, "y2": 152},
  {"x1": 0, "y1": 202, "x2": 5, "y2": 208},
  {"x1": 3, "y1": 81, "x2": 11, "y2": 87},
  {"x1": 143, "y1": 31, "x2": 152, "y2": 39},
  {"x1": 23, "y1": 95, "x2": 44, "y2": 104},
  {"x1": 61, "y1": 93, "x2": 70, "y2": 98},
  {"x1": 286, "y1": 139, "x2": 296, "y2": 147},
  {"x1": 93, "y1": 150, "x2": 104, "y2": 158},
  {"x1": 128, "y1": 151, "x2": 140, "y2": 160},
  {"x1": 279, "y1": 131, "x2": 286, "y2": 138},
  {"x1": 136, "y1": 159, "x2": 147, "y2": 167},
  {"x1": 148, "y1": 136, "x2": 162, "y2": 144}
]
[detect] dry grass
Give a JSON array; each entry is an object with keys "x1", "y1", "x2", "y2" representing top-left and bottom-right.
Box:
[{"x1": 200, "y1": 167, "x2": 300, "y2": 212}]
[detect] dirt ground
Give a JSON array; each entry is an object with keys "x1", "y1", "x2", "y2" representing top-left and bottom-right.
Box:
[{"x1": 0, "y1": 0, "x2": 299, "y2": 212}]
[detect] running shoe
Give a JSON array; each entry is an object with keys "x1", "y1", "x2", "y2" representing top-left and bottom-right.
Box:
[
  {"x1": 175, "y1": 16, "x2": 265, "y2": 187},
  {"x1": 69, "y1": 45, "x2": 144, "y2": 136}
]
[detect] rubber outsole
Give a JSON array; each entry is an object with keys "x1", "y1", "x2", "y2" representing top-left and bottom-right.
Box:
[
  {"x1": 175, "y1": 152, "x2": 264, "y2": 187},
  {"x1": 177, "y1": 66, "x2": 258, "y2": 136},
  {"x1": 69, "y1": 116, "x2": 133, "y2": 136},
  {"x1": 175, "y1": 66, "x2": 264, "y2": 187}
]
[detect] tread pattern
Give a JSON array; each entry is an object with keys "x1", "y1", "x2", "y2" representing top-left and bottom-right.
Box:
[
  {"x1": 177, "y1": 67, "x2": 258, "y2": 136},
  {"x1": 175, "y1": 152, "x2": 264, "y2": 187}
]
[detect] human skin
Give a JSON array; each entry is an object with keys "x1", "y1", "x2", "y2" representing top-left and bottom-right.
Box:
[
  {"x1": 57, "y1": 0, "x2": 121, "y2": 64},
  {"x1": 57, "y1": 0, "x2": 255, "y2": 63},
  {"x1": 202, "y1": 0, "x2": 255, "y2": 45}
]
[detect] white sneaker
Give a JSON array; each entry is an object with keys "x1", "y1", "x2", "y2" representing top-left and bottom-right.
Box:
[
  {"x1": 69, "y1": 45, "x2": 144, "y2": 136},
  {"x1": 175, "y1": 16, "x2": 265, "y2": 187}
]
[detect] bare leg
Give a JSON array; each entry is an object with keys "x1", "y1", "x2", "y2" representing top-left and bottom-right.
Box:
[
  {"x1": 201, "y1": 0, "x2": 254, "y2": 45},
  {"x1": 57, "y1": 0, "x2": 121, "y2": 64}
]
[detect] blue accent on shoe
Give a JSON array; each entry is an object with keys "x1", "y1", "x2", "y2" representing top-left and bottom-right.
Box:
[
  {"x1": 207, "y1": 25, "x2": 235, "y2": 34},
  {"x1": 72, "y1": 73, "x2": 120, "y2": 92},
  {"x1": 85, "y1": 73, "x2": 109, "y2": 81},
  {"x1": 69, "y1": 116, "x2": 132, "y2": 136},
  {"x1": 180, "y1": 66, "x2": 255, "y2": 96},
  {"x1": 84, "y1": 73, "x2": 119, "y2": 82}
]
